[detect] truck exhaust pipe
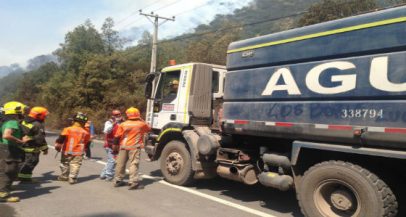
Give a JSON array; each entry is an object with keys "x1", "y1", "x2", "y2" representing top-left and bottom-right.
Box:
[
  {"x1": 258, "y1": 172, "x2": 293, "y2": 191},
  {"x1": 216, "y1": 164, "x2": 258, "y2": 185}
]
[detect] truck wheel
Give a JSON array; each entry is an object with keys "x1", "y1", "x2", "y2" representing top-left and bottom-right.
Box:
[
  {"x1": 297, "y1": 161, "x2": 397, "y2": 217},
  {"x1": 160, "y1": 140, "x2": 194, "y2": 186}
]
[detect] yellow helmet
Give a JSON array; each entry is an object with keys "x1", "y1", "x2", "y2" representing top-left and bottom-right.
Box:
[
  {"x1": 126, "y1": 107, "x2": 140, "y2": 119},
  {"x1": 3, "y1": 101, "x2": 26, "y2": 115}
]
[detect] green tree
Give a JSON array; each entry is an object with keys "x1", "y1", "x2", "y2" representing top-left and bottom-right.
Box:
[
  {"x1": 299, "y1": 0, "x2": 377, "y2": 26},
  {"x1": 14, "y1": 62, "x2": 59, "y2": 105},
  {"x1": 101, "y1": 17, "x2": 124, "y2": 55},
  {"x1": 55, "y1": 20, "x2": 105, "y2": 74},
  {"x1": 185, "y1": 20, "x2": 242, "y2": 65}
]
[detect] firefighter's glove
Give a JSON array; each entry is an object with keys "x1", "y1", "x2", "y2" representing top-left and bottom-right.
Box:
[
  {"x1": 112, "y1": 145, "x2": 119, "y2": 155},
  {"x1": 54, "y1": 143, "x2": 62, "y2": 152}
]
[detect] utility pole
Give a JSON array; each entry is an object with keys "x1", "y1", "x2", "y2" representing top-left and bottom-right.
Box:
[
  {"x1": 140, "y1": 10, "x2": 175, "y2": 126},
  {"x1": 140, "y1": 10, "x2": 175, "y2": 74}
]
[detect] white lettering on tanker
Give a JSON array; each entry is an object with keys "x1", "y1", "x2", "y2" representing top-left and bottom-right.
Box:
[
  {"x1": 261, "y1": 68, "x2": 301, "y2": 96},
  {"x1": 306, "y1": 61, "x2": 356, "y2": 94},
  {"x1": 261, "y1": 56, "x2": 405, "y2": 96},
  {"x1": 370, "y1": 56, "x2": 406, "y2": 92},
  {"x1": 341, "y1": 109, "x2": 384, "y2": 119}
]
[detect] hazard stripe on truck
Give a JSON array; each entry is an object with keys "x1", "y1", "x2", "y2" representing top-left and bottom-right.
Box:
[{"x1": 225, "y1": 120, "x2": 406, "y2": 134}]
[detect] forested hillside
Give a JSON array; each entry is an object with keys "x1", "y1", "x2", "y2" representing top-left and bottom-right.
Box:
[{"x1": 0, "y1": 0, "x2": 404, "y2": 131}]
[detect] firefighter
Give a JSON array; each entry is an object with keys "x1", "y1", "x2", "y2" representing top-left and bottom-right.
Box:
[
  {"x1": 100, "y1": 109, "x2": 123, "y2": 181},
  {"x1": 54, "y1": 112, "x2": 90, "y2": 184},
  {"x1": 0, "y1": 101, "x2": 30, "y2": 202},
  {"x1": 18, "y1": 106, "x2": 49, "y2": 183},
  {"x1": 113, "y1": 107, "x2": 151, "y2": 190}
]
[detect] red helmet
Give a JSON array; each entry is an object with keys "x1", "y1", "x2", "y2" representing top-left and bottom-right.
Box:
[
  {"x1": 28, "y1": 106, "x2": 49, "y2": 121},
  {"x1": 112, "y1": 109, "x2": 121, "y2": 116},
  {"x1": 126, "y1": 107, "x2": 140, "y2": 120}
]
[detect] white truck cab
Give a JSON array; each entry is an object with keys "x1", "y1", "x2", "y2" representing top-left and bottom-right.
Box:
[{"x1": 145, "y1": 62, "x2": 226, "y2": 130}]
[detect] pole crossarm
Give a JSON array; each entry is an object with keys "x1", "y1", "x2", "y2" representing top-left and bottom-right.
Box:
[{"x1": 139, "y1": 10, "x2": 175, "y2": 22}]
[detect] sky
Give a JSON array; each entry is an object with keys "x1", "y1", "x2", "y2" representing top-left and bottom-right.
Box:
[{"x1": 0, "y1": 0, "x2": 253, "y2": 67}]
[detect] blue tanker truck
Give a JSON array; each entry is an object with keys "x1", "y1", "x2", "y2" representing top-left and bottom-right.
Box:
[{"x1": 144, "y1": 6, "x2": 406, "y2": 217}]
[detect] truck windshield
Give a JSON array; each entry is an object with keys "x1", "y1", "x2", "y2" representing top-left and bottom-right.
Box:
[{"x1": 156, "y1": 70, "x2": 181, "y2": 103}]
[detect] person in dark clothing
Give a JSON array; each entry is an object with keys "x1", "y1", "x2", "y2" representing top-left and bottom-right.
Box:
[{"x1": 18, "y1": 106, "x2": 49, "y2": 183}]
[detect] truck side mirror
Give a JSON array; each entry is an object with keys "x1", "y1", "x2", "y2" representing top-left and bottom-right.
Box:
[
  {"x1": 145, "y1": 82, "x2": 153, "y2": 99},
  {"x1": 144, "y1": 73, "x2": 155, "y2": 99}
]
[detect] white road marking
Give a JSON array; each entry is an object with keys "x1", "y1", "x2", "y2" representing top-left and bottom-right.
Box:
[
  {"x1": 96, "y1": 160, "x2": 107, "y2": 165},
  {"x1": 147, "y1": 176, "x2": 277, "y2": 217},
  {"x1": 48, "y1": 145, "x2": 276, "y2": 217}
]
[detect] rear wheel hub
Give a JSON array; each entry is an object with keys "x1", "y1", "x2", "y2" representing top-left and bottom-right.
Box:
[
  {"x1": 330, "y1": 189, "x2": 354, "y2": 211},
  {"x1": 314, "y1": 180, "x2": 360, "y2": 217},
  {"x1": 166, "y1": 152, "x2": 184, "y2": 175}
]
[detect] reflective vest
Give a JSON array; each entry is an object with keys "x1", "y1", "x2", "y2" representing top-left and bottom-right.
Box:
[
  {"x1": 21, "y1": 120, "x2": 48, "y2": 153},
  {"x1": 115, "y1": 120, "x2": 150, "y2": 150},
  {"x1": 61, "y1": 126, "x2": 90, "y2": 156}
]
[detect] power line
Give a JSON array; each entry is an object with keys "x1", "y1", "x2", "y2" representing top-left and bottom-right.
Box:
[
  {"x1": 120, "y1": 0, "x2": 300, "y2": 35},
  {"x1": 159, "y1": 10, "x2": 307, "y2": 44},
  {"x1": 118, "y1": 0, "x2": 182, "y2": 30},
  {"x1": 120, "y1": 19, "x2": 144, "y2": 31},
  {"x1": 116, "y1": 0, "x2": 163, "y2": 26},
  {"x1": 120, "y1": 10, "x2": 305, "y2": 52},
  {"x1": 172, "y1": 1, "x2": 212, "y2": 17},
  {"x1": 122, "y1": 2, "x2": 405, "y2": 53},
  {"x1": 153, "y1": 0, "x2": 183, "y2": 12},
  {"x1": 143, "y1": 0, "x2": 163, "y2": 10},
  {"x1": 155, "y1": 0, "x2": 396, "y2": 45}
]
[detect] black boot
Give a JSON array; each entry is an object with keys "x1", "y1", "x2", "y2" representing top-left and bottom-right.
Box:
[
  {"x1": 128, "y1": 182, "x2": 144, "y2": 190},
  {"x1": 114, "y1": 180, "x2": 125, "y2": 187}
]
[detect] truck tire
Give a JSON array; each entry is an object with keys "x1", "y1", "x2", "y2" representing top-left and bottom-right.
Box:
[
  {"x1": 297, "y1": 161, "x2": 398, "y2": 217},
  {"x1": 160, "y1": 140, "x2": 195, "y2": 186}
]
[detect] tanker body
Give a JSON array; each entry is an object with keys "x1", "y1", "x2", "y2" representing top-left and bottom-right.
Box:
[
  {"x1": 224, "y1": 6, "x2": 406, "y2": 149},
  {"x1": 144, "y1": 6, "x2": 406, "y2": 217}
]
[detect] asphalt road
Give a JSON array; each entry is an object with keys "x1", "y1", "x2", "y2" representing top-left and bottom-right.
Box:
[{"x1": 0, "y1": 134, "x2": 303, "y2": 217}]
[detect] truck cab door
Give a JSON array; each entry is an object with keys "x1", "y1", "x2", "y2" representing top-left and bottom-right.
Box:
[{"x1": 151, "y1": 67, "x2": 191, "y2": 129}]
